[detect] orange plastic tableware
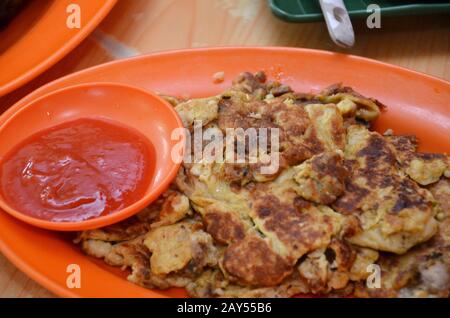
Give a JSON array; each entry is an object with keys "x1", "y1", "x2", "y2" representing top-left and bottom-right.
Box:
[
  {"x1": 0, "y1": 82, "x2": 184, "y2": 231},
  {"x1": 0, "y1": 48, "x2": 448, "y2": 298},
  {"x1": 0, "y1": 0, "x2": 116, "y2": 97}
]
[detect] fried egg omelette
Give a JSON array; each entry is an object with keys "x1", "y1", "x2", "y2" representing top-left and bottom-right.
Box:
[{"x1": 75, "y1": 72, "x2": 449, "y2": 298}]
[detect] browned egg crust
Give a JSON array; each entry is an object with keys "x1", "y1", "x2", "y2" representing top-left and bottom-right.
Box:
[{"x1": 76, "y1": 72, "x2": 449, "y2": 298}]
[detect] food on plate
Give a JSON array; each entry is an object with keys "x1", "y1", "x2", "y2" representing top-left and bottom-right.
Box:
[
  {"x1": 75, "y1": 72, "x2": 449, "y2": 298},
  {"x1": 0, "y1": 118, "x2": 153, "y2": 222},
  {"x1": 0, "y1": 0, "x2": 27, "y2": 28}
]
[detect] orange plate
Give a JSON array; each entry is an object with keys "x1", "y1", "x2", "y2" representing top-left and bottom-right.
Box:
[
  {"x1": 0, "y1": 0, "x2": 116, "y2": 97},
  {"x1": 0, "y1": 47, "x2": 449, "y2": 298}
]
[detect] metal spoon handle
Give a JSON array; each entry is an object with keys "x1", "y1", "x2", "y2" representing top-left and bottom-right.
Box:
[{"x1": 319, "y1": 0, "x2": 355, "y2": 48}]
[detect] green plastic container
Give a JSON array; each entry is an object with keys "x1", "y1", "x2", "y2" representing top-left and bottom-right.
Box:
[{"x1": 269, "y1": 0, "x2": 450, "y2": 22}]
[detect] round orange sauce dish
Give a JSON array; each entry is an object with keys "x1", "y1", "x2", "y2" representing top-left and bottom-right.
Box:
[
  {"x1": 0, "y1": 82, "x2": 184, "y2": 231},
  {"x1": 0, "y1": 118, "x2": 153, "y2": 222}
]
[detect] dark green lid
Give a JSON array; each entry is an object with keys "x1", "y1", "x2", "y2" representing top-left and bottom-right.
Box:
[{"x1": 269, "y1": 0, "x2": 450, "y2": 23}]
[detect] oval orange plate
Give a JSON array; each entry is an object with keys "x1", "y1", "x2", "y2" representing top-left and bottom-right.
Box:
[
  {"x1": 0, "y1": 0, "x2": 116, "y2": 97},
  {"x1": 0, "y1": 47, "x2": 449, "y2": 298}
]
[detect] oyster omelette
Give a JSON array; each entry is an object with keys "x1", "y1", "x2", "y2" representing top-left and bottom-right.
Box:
[{"x1": 75, "y1": 72, "x2": 449, "y2": 298}]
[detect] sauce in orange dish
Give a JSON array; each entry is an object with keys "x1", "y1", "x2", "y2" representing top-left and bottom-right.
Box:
[{"x1": 0, "y1": 118, "x2": 154, "y2": 222}]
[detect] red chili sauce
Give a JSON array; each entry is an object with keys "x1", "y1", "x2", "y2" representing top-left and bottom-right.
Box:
[{"x1": 0, "y1": 118, "x2": 153, "y2": 222}]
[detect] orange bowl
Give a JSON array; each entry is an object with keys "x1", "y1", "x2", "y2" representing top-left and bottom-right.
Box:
[{"x1": 0, "y1": 82, "x2": 184, "y2": 231}]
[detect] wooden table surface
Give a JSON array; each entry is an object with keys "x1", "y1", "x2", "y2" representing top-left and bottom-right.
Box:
[{"x1": 0, "y1": 0, "x2": 449, "y2": 298}]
